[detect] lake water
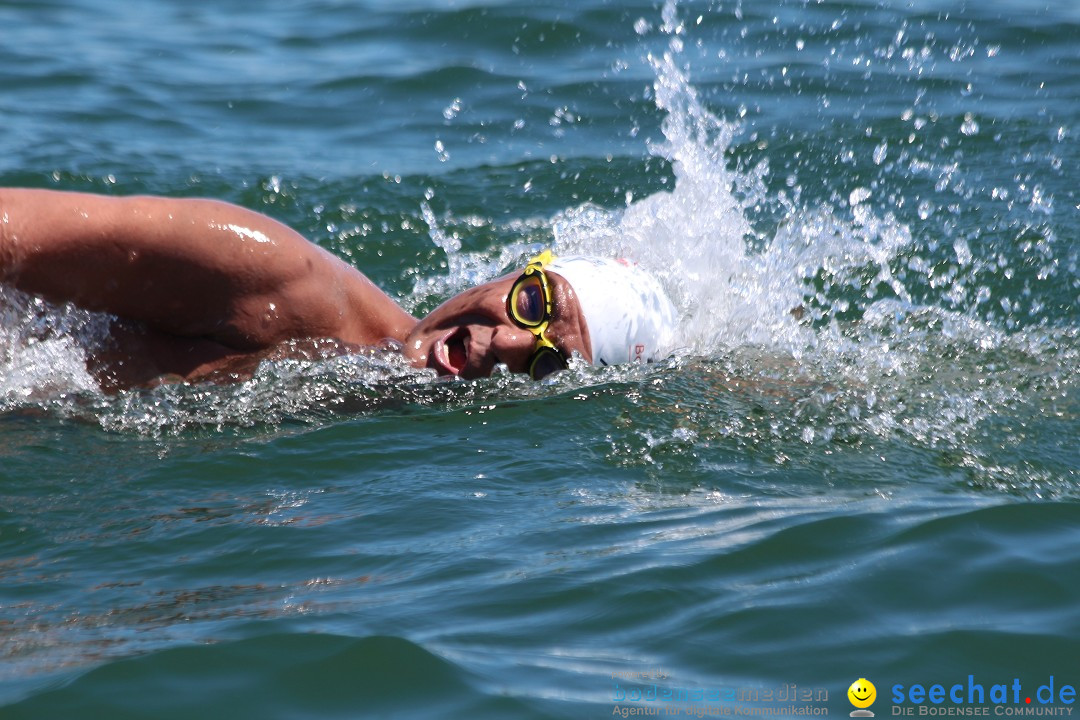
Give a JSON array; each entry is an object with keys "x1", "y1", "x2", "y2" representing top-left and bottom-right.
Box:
[{"x1": 1, "y1": 0, "x2": 1078, "y2": 718}]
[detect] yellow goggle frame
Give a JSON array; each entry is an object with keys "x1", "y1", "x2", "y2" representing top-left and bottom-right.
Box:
[{"x1": 507, "y1": 250, "x2": 569, "y2": 379}]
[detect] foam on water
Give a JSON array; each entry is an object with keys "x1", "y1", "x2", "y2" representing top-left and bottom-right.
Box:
[{"x1": 0, "y1": 288, "x2": 105, "y2": 403}]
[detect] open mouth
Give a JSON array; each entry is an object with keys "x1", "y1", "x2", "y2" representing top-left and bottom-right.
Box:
[{"x1": 433, "y1": 327, "x2": 470, "y2": 376}]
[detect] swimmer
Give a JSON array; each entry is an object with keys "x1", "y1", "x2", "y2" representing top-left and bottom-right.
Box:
[{"x1": 0, "y1": 188, "x2": 676, "y2": 389}]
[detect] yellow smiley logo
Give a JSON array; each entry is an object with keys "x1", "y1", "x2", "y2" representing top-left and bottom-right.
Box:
[{"x1": 848, "y1": 678, "x2": 877, "y2": 709}]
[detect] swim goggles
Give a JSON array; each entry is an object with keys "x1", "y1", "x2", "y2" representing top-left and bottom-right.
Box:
[{"x1": 506, "y1": 250, "x2": 570, "y2": 380}]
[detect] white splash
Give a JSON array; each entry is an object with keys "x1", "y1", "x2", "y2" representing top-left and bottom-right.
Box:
[
  {"x1": 0, "y1": 287, "x2": 105, "y2": 406},
  {"x1": 536, "y1": 0, "x2": 916, "y2": 362}
]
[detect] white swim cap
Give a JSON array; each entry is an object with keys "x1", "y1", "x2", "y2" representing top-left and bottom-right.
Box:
[{"x1": 544, "y1": 254, "x2": 677, "y2": 366}]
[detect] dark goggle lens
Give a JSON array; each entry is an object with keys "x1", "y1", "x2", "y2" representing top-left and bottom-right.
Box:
[
  {"x1": 510, "y1": 274, "x2": 547, "y2": 327},
  {"x1": 528, "y1": 346, "x2": 568, "y2": 380}
]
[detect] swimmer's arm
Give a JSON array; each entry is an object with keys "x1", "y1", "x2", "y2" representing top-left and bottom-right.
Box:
[{"x1": 0, "y1": 188, "x2": 415, "y2": 349}]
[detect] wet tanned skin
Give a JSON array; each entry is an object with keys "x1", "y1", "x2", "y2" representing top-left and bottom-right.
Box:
[{"x1": 0, "y1": 188, "x2": 589, "y2": 388}]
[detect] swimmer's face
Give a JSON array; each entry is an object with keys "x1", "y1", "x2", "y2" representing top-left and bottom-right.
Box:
[{"x1": 403, "y1": 269, "x2": 592, "y2": 379}]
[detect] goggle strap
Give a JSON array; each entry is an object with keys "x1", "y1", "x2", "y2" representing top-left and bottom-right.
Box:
[{"x1": 527, "y1": 249, "x2": 556, "y2": 267}]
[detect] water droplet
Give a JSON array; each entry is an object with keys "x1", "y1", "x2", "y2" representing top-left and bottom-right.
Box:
[
  {"x1": 849, "y1": 187, "x2": 872, "y2": 205},
  {"x1": 442, "y1": 98, "x2": 462, "y2": 121},
  {"x1": 873, "y1": 141, "x2": 888, "y2": 165},
  {"x1": 960, "y1": 113, "x2": 979, "y2": 136},
  {"x1": 954, "y1": 238, "x2": 972, "y2": 266}
]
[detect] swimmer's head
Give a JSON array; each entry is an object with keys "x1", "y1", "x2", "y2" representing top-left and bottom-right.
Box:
[{"x1": 402, "y1": 250, "x2": 677, "y2": 379}]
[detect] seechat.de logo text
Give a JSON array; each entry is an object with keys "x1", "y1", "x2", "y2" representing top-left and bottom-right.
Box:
[{"x1": 890, "y1": 676, "x2": 1075, "y2": 716}]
